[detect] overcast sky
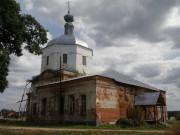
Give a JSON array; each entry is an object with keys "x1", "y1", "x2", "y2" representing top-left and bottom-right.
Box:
[{"x1": 0, "y1": 0, "x2": 180, "y2": 111}]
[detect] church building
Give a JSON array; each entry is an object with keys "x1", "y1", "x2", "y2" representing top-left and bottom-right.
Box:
[{"x1": 26, "y1": 9, "x2": 167, "y2": 125}]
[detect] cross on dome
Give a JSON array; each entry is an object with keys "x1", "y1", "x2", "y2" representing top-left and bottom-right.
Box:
[
  {"x1": 64, "y1": 1, "x2": 74, "y2": 23},
  {"x1": 66, "y1": 1, "x2": 71, "y2": 13}
]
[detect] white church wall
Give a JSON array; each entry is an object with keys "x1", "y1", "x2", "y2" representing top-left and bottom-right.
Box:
[
  {"x1": 41, "y1": 44, "x2": 77, "y2": 72},
  {"x1": 41, "y1": 44, "x2": 93, "y2": 74},
  {"x1": 76, "y1": 45, "x2": 93, "y2": 74}
]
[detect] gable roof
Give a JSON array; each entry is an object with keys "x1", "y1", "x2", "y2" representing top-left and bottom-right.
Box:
[
  {"x1": 36, "y1": 69, "x2": 160, "y2": 91},
  {"x1": 134, "y1": 92, "x2": 161, "y2": 105},
  {"x1": 98, "y1": 69, "x2": 159, "y2": 91}
]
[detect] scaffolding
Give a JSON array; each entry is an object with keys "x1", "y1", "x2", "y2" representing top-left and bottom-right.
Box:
[{"x1": 17, "y1": 79, "x2": 32, "y2": 118}]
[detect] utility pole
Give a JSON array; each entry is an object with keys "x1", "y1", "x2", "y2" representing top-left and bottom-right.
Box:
[{"x1": 59, "y1": 56, "x2": 62, "y2": 115}]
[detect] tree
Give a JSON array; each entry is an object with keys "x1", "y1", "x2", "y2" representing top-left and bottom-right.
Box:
[
  {"x1": 0, "y1": 49, "x2": 10, "y2": 93},
  {"x1": 0, "y1": 0, "x2": 48, "y2": 92},
  {"x1": 0, "y1": 109, "x2": 11, "y2": 118}
]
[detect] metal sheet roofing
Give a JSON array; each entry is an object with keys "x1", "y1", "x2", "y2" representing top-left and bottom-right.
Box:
[
  {"x1": 98, "y1": 69, "x2": 159, "y2": 91},
  {"x1": 36, "y1": 69, "x2": 160, "y2": 91},
  {"x1": 47, "y1": 35, "x2": 76, "y2": 46},
  {"x1": 134, "y1": 92, "x2": 160, "y2": 105}
]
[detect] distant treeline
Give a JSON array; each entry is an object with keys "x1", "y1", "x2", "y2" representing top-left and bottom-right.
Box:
[{"x1": 168, "y1": 111, "x2": 180, "y2": 120}]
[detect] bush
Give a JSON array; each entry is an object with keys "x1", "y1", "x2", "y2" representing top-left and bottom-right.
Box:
[
  {"x1": 116, "y1": 118, "x2": 140, "y2": 127},
  {"x1": 128, "y1": 107, "x2": 144, "y2": 125},
  {"x1": 116, "y1": 107, "x2": 146, "y2": 128}
]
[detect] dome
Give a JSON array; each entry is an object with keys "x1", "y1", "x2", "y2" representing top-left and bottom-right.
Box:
[
  {"x1": 47, "y1": 10, "x2": 76, "y2": 47},
  {"x1": 64, "y1": 12, "x2": 74, "y2": 22},
  {"x1": 47, "y1": 35, "x2": 76, "y2": 46},
  {"x1": 76, "y1": 38, "x2": 88, "y2": 47}
]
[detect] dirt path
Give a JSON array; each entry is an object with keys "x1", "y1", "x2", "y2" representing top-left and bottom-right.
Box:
[{"x1": 0, "y1": 125, "x2": 166, "y2": 133}]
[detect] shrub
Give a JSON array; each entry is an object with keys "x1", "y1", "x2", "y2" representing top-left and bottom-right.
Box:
[
  {"x1": 116, "y1": 107, "x2": 146, "y2": 127},
  {"x1": 128, "y1": 107, "x2": 144, "y2": 125},
  {"x1": 116, "y1": 118, "x2": 140, "y2": 127}
]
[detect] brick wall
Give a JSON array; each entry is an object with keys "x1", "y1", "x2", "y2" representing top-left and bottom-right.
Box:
[{"x1": 95, "y1": 76, "x2": 167, "y2": 125}]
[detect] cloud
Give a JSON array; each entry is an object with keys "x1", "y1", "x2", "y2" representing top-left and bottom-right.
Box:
[
  {"x1": 162, "y1": 64, "x2": 180, "y2": 88},
  {"x1": 5, "y1": 46, "x2": 41, "y2": 93},
  {"x1": 38, "y1": 6, "x2": 50, "y2": 14},
  {"x1": 24, "y1": 0, "x2": 33, "y2": 11},
  {"x1": 0, "y1": 87, "x2": 27, "y2": 111},
  {"x1": 134, "y1": 64, "x2": 161, "y2": 78},
  {"x1": 163, "y1": 27, "x2": 180, "y2": 49},
  {"x1": 72, "y1": 0, "x2": 177, "y2": 47},
  {"x1": 46, "y1": 32, "x2": 53, "y2": 42},
  {"x1": 163, "y1": 7, "x2": 180, "y2": 28},
  {"x1": 17, "y1": 0, "x2": 180, "y2": 48}
]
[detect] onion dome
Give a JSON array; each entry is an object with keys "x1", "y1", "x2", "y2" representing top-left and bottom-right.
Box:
[
  {"x1": 47, "y1": 10, "x2": 76, "y2": 46},
  {"x1": 64, "y1": 11, "x2": 74, "y2": 22}
]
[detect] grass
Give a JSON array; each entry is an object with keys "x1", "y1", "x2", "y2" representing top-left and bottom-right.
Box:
[
  {"x1": 0, "y1": 120, "x2": 167, "y2": 130},
  {"x1": 165, "y1": 121, "x2": 180, "y2": 135},
  {"x1": 0, "y1": 128, "x2": 164, "y2": 135},
  {"x1": 1, "y1": 120, "x2": 180, "y2": 135}
]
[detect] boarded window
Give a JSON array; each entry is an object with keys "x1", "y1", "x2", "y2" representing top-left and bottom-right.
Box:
[
  {"x1": 63, "y1": 54, "x2": 68, "y2": 64},
  {"x1": 82, "y1": 56, "x2": 86, "y2": 65},
  {"x1": 46, "y1": 56, "x2": 49, "y2": 65},
  {"x1": 80, "y1": 95, "x2": 86, "y2": 115},
  {"x1": 69, "y1": 95, "x2": 75, "y2": 114},
  {"x1": 41, "y1": 98, "x2": 46, "y2": 115}
]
